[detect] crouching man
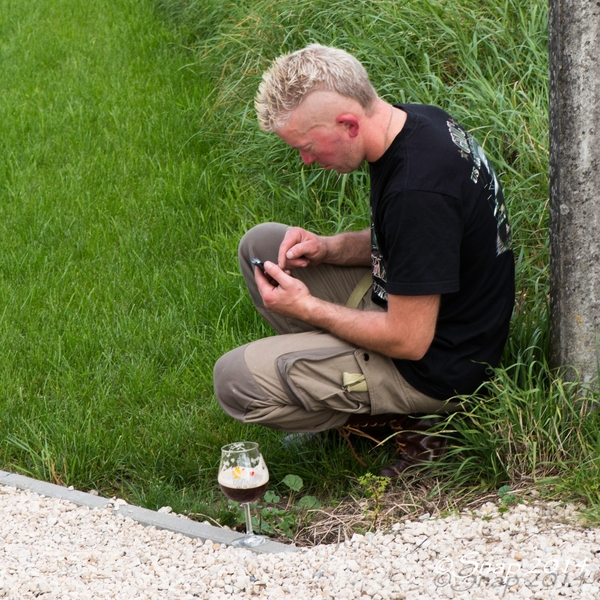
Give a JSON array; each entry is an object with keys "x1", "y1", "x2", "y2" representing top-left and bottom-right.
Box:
[{"x1": 214, "y1": 44, "x2": 514, "y2": 477}]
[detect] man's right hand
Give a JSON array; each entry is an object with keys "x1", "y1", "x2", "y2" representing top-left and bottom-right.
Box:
[
  {"x1": 278, "y1": 227, "x2": 329, "y2": 270},
  {"x1": 278, "y1": 226, "x2": 372, "y2": 270}
]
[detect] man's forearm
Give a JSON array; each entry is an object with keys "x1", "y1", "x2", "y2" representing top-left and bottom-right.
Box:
[
  {"x1": 300, "y1": 295, "x2": 436, "y2": 360},
  {"x1": 324, "y1": 228, "x2": 371, "y2": 266},
  {"x1": 259, "y1": 249, "x2": 439, "y2": 360}
]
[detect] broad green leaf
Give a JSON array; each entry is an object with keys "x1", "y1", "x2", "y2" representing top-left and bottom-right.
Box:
[
  {"x1": 297, "y1": 495, "x2": 321, "y2": 510},
  {"x1": 282, "y1": 474, "x2": 303, "y2": 492}
]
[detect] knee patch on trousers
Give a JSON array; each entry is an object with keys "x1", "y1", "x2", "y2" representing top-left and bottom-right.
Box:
[{"x1": 213, "y1": 344, "x2": 270, "y2": 421}]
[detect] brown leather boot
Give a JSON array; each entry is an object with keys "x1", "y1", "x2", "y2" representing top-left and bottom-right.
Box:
[
  {"x1": 338, "y1": 413, "x2": 448, "y2": 477},
  {"x1": 379, "y1": 416, "x2": 448, "y2": 479},
  {"x1": 337, "y1": 413, "x2": 407, "y2": 466}
]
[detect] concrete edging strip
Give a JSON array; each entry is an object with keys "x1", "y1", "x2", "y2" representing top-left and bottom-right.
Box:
[{"x1": 0, "y1": 470, "x2": 297, "y2": 554}]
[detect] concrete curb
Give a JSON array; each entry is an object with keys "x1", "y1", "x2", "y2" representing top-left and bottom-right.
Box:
[{"x1": 0, "y1": 470, "x2": 297, "y2": 554}]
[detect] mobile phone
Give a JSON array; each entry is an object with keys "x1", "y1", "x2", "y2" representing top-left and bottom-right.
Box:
[
  {"x1": 250, "y1": 257, "x2": 278, "y2": 286},
  {"x1": 250, "y1": 257, "x2": 266, "y2": 272}
]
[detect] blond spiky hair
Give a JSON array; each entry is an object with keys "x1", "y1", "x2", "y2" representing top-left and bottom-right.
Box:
[{"x1": 255, "y1": 44, "x2": 378, "y2": 132}]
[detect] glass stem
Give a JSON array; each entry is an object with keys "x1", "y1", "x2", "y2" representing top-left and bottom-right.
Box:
[{"x1": 242, "y1": 503, "x2": 254, "y2": 535}]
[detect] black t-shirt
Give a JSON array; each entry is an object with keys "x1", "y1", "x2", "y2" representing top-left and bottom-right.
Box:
[{"x1": 369, "y1": 104, "x2": 515, "y2": 400}]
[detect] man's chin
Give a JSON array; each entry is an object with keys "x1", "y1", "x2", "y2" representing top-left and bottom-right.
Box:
[{"x1": 319, "y1": 162, "x2": 360, "y2": 174}]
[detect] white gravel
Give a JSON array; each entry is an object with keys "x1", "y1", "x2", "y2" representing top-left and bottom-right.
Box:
[{"x1": 1, "y1": 483, "x2": 600, "y2": 599}]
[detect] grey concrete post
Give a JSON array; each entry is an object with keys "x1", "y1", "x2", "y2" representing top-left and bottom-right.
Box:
[{"x1": 548, "y1": 0, "x2": 600, "y2": 387}]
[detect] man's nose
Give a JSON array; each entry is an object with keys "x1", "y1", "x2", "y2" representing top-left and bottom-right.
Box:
[{"x1": 299, "y1": 150, "x2": 316, "y2": 165}]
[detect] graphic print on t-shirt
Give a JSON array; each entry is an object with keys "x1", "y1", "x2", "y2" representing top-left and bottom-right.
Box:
[
  {"x1": 370, "y1": 206, "x2": 388, "y2": 304},
  {"x1": 446, "y1": 119, "x2": 512, "y2": 256}
]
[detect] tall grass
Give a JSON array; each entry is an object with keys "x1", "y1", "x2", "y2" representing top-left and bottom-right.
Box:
[
  {"x1": 1, "y1": 0, "x2": 598, "y2": 528},
  {"x1": 160, "y1": 0, "x2": 600, "y2": 510},
  {"x1": 165, "y1": 0, "x2": 550, "y2": 358}
]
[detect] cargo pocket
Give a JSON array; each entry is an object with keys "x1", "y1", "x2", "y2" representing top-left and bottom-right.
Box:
[
  {"x1": 354, "y1": 349, "x2": 419, "y2": 415},
  {"x1": 275, "y1": 345, "x2": 371, "y2": 415}
]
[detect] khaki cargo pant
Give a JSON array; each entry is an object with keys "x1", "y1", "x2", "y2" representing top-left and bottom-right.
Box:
[{"x1": 213, "y1": 223, "x2": 459, "y2": 433}]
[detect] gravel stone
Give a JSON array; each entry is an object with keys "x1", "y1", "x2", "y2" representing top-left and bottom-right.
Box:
[{"x1": 1, "y1": 485, "x2": 600, "y2": 598}]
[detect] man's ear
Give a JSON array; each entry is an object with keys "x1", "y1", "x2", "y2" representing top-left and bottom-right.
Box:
[{"x1": 337, "y1": 114, "x2": 360, "y2": 138}]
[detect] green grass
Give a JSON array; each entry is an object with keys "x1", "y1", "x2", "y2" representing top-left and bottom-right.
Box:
[
  {"x1": 1, "y1": 0, "x2": 599, "y2": 534},
  {"x1": 0, "y1": 0, "x2": 232, "y2": 515}
]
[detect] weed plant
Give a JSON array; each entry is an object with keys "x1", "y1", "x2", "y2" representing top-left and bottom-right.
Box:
[{"x1": 1, "y1": 0, "x2": 598, "y2": 533}]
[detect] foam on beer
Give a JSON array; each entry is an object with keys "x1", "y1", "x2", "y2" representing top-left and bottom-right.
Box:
[{"x1": 218, "y1": 463, "x2": 269, "y2": 489}]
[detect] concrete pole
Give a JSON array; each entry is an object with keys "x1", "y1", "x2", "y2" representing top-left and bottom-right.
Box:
[{"x1": 548, "y1": 0, "x2": 600, "y2": 387}]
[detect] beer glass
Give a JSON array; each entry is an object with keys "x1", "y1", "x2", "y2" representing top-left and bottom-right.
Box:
[{"x1": 218, "y1": 441, "x2": 269, "y2": 547}]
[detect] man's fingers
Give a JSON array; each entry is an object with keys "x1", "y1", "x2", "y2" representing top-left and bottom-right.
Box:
[
  {"x1": 255, "y1": 261, "x2": 280, "y2": 288},
  {"x1": 263, "y1": 260, "x2": 283, "y2": 281},
  {"x1": 278, "y1": 229, "x2": 304, "y2": 266},
  {"x1": 278, "y1": 227, "x2": 319, "y2": 268},
  {"x1": 286, "y1": 244, "x2": 309, "y2": 261}
]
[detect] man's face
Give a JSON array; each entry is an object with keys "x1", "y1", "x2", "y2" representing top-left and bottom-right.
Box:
[{"x1": 275, "y1": 92, "x2": 365, "y2": 174}]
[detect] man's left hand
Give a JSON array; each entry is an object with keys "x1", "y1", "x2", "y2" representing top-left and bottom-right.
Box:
[{"x1": 255, "y1": 260, "x2": 313, "y2": 319}]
